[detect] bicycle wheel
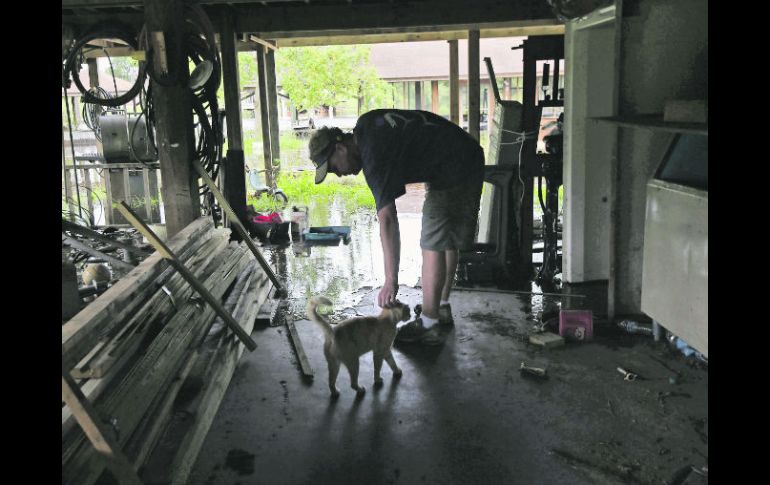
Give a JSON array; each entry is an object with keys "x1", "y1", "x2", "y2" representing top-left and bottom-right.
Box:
[{"x1": 273, "y1": 190, "x2": 288, "y2": 209}]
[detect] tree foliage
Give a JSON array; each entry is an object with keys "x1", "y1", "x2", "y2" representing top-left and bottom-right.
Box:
[{"x1": 275, "y1": 45, "x2": 392, "y2": 113}]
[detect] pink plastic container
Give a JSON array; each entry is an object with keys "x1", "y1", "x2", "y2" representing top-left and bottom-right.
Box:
[{"x1": 559, "y1": 310, "x2": 594, "y2": 341}]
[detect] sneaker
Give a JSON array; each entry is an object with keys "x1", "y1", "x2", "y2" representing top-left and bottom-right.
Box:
[
  {"x1": 395, "y1": 318, "x2": 445, "y2": 345},
  {"x1": 414, "y1": 304, "x2": 454, "y2": 326}
]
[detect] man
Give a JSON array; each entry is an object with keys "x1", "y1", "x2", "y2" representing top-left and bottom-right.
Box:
[{"x1": 309, "y1": 109, "x2": 484, "y2": 345}]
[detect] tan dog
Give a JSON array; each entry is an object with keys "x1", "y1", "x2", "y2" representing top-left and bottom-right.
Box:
[{"x1": 307, "y1": 296, "x2": 410, "y2": 398}]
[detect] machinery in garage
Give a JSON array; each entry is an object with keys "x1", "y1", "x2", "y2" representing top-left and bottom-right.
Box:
[{"x1": 459, "y1": 35, "x2": 565, "y2": 290}]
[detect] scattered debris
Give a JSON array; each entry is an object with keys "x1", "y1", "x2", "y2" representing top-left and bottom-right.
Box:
[
  {"x1": 520, "y1": 362, "x2": 548, "y2": 379},
  {"x1": 529, "y1": 331, "x2": 565, "y2": 348},
  {"x1": 559, "y1": 310, "x2": 593, "y2": 341},
  {"x1": 616, "y1": 367, "x2": 638, "y2": 381},
  {"x1": 618, "y1": 320, "x2": 653, "y2": 336}
]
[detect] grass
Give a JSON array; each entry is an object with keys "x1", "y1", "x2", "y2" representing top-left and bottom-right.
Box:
[{"x1": 247, "y1": 170, "x2": 374, "y2": 213}]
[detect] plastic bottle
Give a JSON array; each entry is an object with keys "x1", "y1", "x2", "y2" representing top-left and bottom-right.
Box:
[{"x1": 618, "y1": 320, "x2": 653, "y2": 336}]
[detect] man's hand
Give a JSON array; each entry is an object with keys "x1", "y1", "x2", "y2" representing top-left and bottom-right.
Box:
[{"x1": 378, "y1": 280, "x2": 398, "y2": 308}]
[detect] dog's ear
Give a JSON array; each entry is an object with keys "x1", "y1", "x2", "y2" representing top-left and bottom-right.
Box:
[{"x1": 401, "y1": 303, "x2": 411, "y2": 321}]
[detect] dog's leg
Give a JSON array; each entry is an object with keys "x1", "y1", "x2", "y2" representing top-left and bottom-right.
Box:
[
  {"x1": 345, "y1": 359, "x2": 365, "y2": 395},
  {"x1": 327, "y1": 358, "x2": 340, "y2": 398},
  {"x1": 384, "y1": 350, "x2": 402, "y2": 379},
  {"x1": 373, "y1": 352, "x2": 385, "y2": 388}
]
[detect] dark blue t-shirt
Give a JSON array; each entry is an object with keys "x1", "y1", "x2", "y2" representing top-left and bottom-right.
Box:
[{"x1": 353, "y1": 109, "x2": 485, "y2": 211}]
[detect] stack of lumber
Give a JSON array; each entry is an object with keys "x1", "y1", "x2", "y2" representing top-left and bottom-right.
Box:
[{"x1": 62, "y1": 217, "x2": 274, "y2": 485}]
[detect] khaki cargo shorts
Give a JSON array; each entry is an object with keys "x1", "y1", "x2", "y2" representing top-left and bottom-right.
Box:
[{"x1": 420, "y1": 172, "x2": 484, "y2": 251}]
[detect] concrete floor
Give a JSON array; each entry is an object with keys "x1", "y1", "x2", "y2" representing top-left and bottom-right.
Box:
[{"x1": 187, "y1": 285, "x2": 708, "y2": 485}]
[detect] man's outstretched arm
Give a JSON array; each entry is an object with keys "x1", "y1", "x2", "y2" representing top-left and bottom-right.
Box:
[{"x1": 377, "y1": 201, "x2": 400, "y2": 307}]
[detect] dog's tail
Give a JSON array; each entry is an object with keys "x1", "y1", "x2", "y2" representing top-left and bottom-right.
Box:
[{"x1": 307, "y1": 296, "x2": 334, "y2": 340}]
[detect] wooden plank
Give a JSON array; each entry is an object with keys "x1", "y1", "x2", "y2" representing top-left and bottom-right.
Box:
[
  {"x1": 275, "y1": 24, "x2": 565, "y2": 47},
  {"x1": 117, "y1": 202, "x2": 257, "y2": 351},
  {"x1": 126, "y1": 349, "x2": 200, "y2": 469},
  {"x1": 248, "y1": 34, "x2": 278, "y2": 51},
  {"x1": 164, "y1": 269, "x2": 271, "y2": 485},
  {"x1": 468, "y1": 29, "x2": 480, "y2": 141},
  {"x1": 286, "y1": 319, "x2": 314, "y2": 379},
  {"x1": 449, "y1": 39, "x2": 459, "y2": 124},
  {"x1": 62, "y1": 232, "x2": 230, "y2": 436},
  {"x1": 192, "y1": 159, "x2": 284, "y2": 292},
  {"x1": 62, "y1": 219, "x2": 149, "y2": 256},
  {"x1": 63, "y1": 247, "x2": 251, "y2": 485},
  {"x1": 62, "y1": 217, "x2": 213, "y2": 371},
  {"x1": 62, "y1": 234, "x2": 136, "y2": 272},
  {"x1": 61, "y1": 372, "x2": 143, "y2": 485}
]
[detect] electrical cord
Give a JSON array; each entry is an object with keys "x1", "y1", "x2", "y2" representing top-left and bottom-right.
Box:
[{"x1": 63, "y1": 23, "x2": 146, "y2": 107}]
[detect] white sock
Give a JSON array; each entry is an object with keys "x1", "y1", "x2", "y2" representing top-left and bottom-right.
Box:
[
  {"x1": 422, "y1": 315, "x2": 439, "y2": 328},
  {"x1": 440, "y1": 300, "x2": 450, "y2": 306}
]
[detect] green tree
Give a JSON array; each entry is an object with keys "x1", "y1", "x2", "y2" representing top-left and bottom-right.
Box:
[{"x1": 275, "y1": 45, "x2": 392, "y2": 114}]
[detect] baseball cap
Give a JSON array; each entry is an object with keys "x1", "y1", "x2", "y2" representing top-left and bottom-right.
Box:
[{"x1": 308, "y1": 127, "x2": 343, "y2": 184}]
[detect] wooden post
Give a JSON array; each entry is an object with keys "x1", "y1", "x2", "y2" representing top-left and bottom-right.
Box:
[
  {"x1": 414, "y1": 81, "x2": 421, "y2": 110},
  {"x1": 431, "y1": 80, "x2": 439, "y2": 113},
  {"x1": 265, "y1": 42, "x2": 281, "y2": 171},
  {"x1": 144, "y1": 0, "x2": 200, "y2": 238},
  {"x1": 220, "y1": 7, "x2": 247, "y2": 227},
  {"x1": 449, "y1": 40, "x2": 459, "y2": 124},
  {"x1": 256, "y1": 46, "x2": 273, "y2": 187},
  {"x1": 468, "y1": 30, "x2": 480, "y2": 141},
  {"x1": 488, "y1": 80, "x2": 496, "y2": 123}
]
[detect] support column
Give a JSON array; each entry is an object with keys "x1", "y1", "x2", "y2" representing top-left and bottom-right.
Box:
[
  {"x1": 144, "y1": 0, "x2": 199, "y2": 238},
  {"x1": 402, "y1": 82, "x2": 408, "y2": 109},
  {"x1": 256, "y1": 45, "x2": 273, "y2": 187},
  {"x1": 449, "y1": 39, "x2": 459, "y2": 124},
  {"x1": 415, "y1": 81, "x2": 422, "y2": 110},
  {"x1": 431, "y1": 80, "x2": 439, "y2": 113},
  {"x1": 468, "y1": 30, "x2": 481, "y2": 141},
  {"x1": 265, "y1": 42, "x2": 280, "y2": 172},
  {"x1": 220, "y1": 6, "x2": 247, "y2": 228}
]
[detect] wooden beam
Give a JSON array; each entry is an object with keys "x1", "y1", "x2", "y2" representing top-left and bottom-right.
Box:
[
  {"x1": 468, "y1": 29, "x2": 480, "y2": 141},
  {"x1": 62, "y1": 217, "x2": 214, "y2": 372},
  {"x1": 249, "y1": 34, "x2": 278, "y2": 51},
  {"x1": 87, "y1": 58, "x2": 99, "y2": 88},
  {"x1": 256, "y1": 45, "x2": 274, "y2": 187},
  {"x1": 62, "y1": 234, "x2": 136, "y2": 272},
  {"x1": 265, "y1": 43, "x2": 281, "y2": 169},
  {"x1": 276, "y1": 23, "x2": 565, "y2": 47},
  {"x1": 62, "y1": 219, "x2": 150, "y2": 257},
  {"x1": 61, "y1": 372, "x2": 143, "y2": 485},
  {"x1": 221, "y1": 6, "x2": 248, "y2": 227},
  {"x1": 117, "y1": 201, "x2": 257, "y2": 351},
  {"x1": 286, "y1": 319, "x2": 314, "y2": 379},
  {"x1": 144, "y1": 0, "x2": 200, "y2": 238},
  {"x1": 234, "y1": 2, "x2": 556, "y2": 36},
  {"x1": 449, "y1": 39, "x2": 459, "y2": 124}
]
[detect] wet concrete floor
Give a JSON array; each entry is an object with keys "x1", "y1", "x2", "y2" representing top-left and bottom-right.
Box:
[{"x1": 187, "y1": 193, "x2": 708, "y2": 485}]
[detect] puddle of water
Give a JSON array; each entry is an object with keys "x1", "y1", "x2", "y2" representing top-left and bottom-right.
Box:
[{"x1": 263, "y1": 197, "x2": 423, "y2": 320}]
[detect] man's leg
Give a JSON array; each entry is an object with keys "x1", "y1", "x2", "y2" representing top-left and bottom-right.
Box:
[
  {"x1": 421, "y1": 248, "x2": 445, "y2": 319},
  {"x1": 442, "y1": 249, "x2": 459, "y2": 301}
]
